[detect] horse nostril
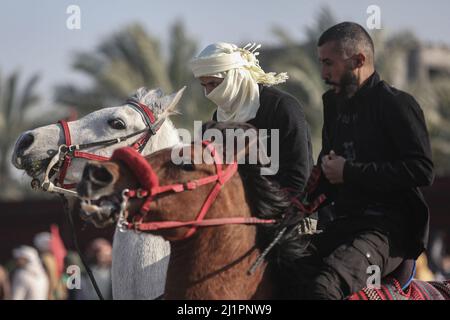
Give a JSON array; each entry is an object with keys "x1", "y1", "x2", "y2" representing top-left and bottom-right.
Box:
[
  {"x1": 78, "y1": 164, "x2": 113, "y2": 197},
  {"x1": 76, "y1": 180, "x2": 91, "y2": 198},
  {"x1": 88, "y1": 164, "x2": 113, "y2": 187},
  {"x1": 17, "y1": 133, "x2": 34, "y2": 155}
]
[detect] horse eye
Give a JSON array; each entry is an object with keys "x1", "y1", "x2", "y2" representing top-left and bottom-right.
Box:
[{"x1": 108, "y1": 118, "x2": 126, "y2": 130}]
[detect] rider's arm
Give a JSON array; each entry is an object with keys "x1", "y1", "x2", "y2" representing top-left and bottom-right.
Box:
[{"x1": 273, "y1": 94, "x2": 312, "y2": 192}]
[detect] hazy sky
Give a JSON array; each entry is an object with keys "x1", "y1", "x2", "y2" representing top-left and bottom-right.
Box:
[{"x1": 1, "y1": 0, "x2": 450, "y2": 105}]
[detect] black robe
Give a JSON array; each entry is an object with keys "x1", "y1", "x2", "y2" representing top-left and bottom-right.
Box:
[
  {"x1": 313, "y1": 72, "x2": 434, "y2": 258},
  {"x1": 213, "y1": 85, "x2": 313, "y2": 192}
]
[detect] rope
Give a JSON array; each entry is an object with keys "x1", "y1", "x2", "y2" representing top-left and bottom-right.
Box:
[
  {"x1": 61, "y1": 196, "x2": 105, "y2": 300},
  {"x1": 247, "y1": 227, "x2": 287, "y2": 275}
]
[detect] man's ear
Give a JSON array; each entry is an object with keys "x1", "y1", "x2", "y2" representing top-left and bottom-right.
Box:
[{"x1": 354, "y1": 53, "x2": 366, "y2": 68}]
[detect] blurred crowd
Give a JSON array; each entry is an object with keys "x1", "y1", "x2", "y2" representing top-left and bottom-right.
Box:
[
  {"x1": 0, "y1": 226, "x2": 112, "y2": 300},
  {"x1": 0, "y1": 227, "x2": 448, "y2": 300}
]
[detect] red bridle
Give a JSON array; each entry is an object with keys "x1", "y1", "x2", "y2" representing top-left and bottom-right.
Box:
[
  {"x1": 112, "y1": 142, "x2": 277, "y2": 240},
  {"x1": 53, "y1": 99, "x2": 163, "y2": 190}
]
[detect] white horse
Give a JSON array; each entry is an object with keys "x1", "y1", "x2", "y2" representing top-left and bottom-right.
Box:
[{"x1": 12, "y1": 87, "x2": 185, "y2": 299}]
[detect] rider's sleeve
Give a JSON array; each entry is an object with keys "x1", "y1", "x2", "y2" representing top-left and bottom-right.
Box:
[
  {"x1": 343, "y1": 91, "x2": 434, "y2": 192},
  {"x1": 273, "y1": 94, "x2": 313, "y2": 192},
  {"x1": 308, "y1": 91, "x2": 337, "y2": 202}
]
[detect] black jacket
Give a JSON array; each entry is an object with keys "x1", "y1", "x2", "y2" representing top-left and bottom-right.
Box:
[
  {"x1": 314, "y1": 72, "x2": 434, "y2": 258},
  {"x1": 214, "y1": 85, "x2": 313, "y2": 191}
]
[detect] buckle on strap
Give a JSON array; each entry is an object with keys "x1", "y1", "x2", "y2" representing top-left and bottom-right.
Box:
[
  {"x1": 117, "y1": 189, "x2": 130, "y2": 233},
  {"x1": 132, "y1": 215, "x2": 143, "y2": 234},
  {"x1": 184, "y1": 181, "x2": 198, "y2": 190},
  {"x1": 68, "y1": 145, "x2": 79, "y2": 153},
  {"x1": 136, "y1": 189, "x2": 147, "y2": 198}
]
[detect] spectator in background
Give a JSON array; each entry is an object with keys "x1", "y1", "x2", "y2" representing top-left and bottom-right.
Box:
[
  {"x1": 428, "y1": 230, "x2": 450, "y2": 281},
  {"x1": 0, "y1": 265, "x2": 11, "y2": 300},
  {"x1": 63, "y1": 251, "x2": 87, "y2": 300},
  {"x1": 11, "y1": 246, "x2": 49, "y2": 300},
  {"x1": 434, "y1": 253, "x2": 450, "y2": 281},
  {"x1": 441, "y1": 255, "x2": 450, "y2": 279},
  {"x1": 34, "y1": 231, "x2": 66, "y2": 300},
  {"x1": 415, "y1": 253, "x2": 435, "y2": 281},
  {"x1": 79, "y1": 238, "x2": 113, "y2": 300}
]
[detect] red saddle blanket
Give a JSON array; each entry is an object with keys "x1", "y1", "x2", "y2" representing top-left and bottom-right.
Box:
[{"x1": 348, "y1": 278, "x2": 450, "y2": 300}]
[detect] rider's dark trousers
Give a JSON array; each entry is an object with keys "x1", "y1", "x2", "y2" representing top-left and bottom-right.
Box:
[{"x1": 287, "y1": 212, "x2": 408, "y2": 300}]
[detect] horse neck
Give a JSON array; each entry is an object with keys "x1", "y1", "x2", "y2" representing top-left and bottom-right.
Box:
[
  {"x1": 142, "y1": 119, "x2": 180, "y2": 155},
  {"x1": 164, "y1": 191, "x2": 273, "y2": 300}
]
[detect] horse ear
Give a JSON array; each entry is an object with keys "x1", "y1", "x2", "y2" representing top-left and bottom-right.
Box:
[
  {"x1": 137, "y1": 87, "x2": 164, "y2": 102},
  {"x1": 145, "y1": 88, "x2": 164, "y2": 99},
  {"x1": 159, "y1": 86, "x2": 186, "y2": 115}
]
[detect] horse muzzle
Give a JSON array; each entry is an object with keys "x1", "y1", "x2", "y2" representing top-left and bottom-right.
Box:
[
  {"x1": 12, "y1": 132, "x2": 36, "y2": 169},
  {"x1": 78, "y1": 163, "x2": 122, "y2": 228},
  {"x1": 80, "y1": 196, "x2": 121, "y2": 228},
  {"x1": 77, "y1": 163, "x2": 114, "y2": 199}
]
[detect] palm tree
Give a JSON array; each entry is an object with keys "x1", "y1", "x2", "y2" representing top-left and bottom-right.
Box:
[
  {"x1": 0, "y1": 70, "x2": 71, "y2": 199},
  {"x1": 55, "y1": 22, "x2": 214, "y2": 131},
  {"x1": 265, "y1": 6, "x2": 338, "y2": 160},
  {"x1": 0, "y1": 71, "x2": 38, "y2": 198},
  {"x1": 420, "y1": 73, "x2": 450, "y2": 176},
  {"x1": 268, "y1": 7, "x2": 450, "y2": 175},
  {"x1": 374, "y1": 30, "x2": 450, "y2": 175}
]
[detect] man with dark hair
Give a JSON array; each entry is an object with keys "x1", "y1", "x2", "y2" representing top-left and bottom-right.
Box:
[{"x1": 290, "y1": 22, "x2": 434, "y2": 299}]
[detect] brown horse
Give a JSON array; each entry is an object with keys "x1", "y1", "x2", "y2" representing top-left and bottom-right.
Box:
[
  {"x1": 76, "y1": 124, "x2": 302, "y2": 299},
  {"x1": 76, "y1": 126, "x2": 450, "y2": 300}
]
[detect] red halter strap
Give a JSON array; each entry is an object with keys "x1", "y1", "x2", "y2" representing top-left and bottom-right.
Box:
[
  {"x1": 56, "y1": 120, "x2": 111, "y2": 189},
  {"x1": 126, "y1": 100, "x2": 156, "y2": 125},
  {"x1": 55, "y1": 100, "x2": 159, "y2": 190},
  {"x1": 112, "y1": 142, "x2": 276, "y2": 239},
  {"x1": 286, "y1": 165, "x2": 327, "y2": 215}
]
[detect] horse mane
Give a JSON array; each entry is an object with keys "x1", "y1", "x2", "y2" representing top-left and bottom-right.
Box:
[
  {"x1": 238, "y1": 164, "x2": 290, "y2": 222},
  {"x1": 237, "y1": 163, "x2": 312, "y2": 278},
  {"x1": 130, "y1": 87, "x2": 178, "y2": 118},
  {"x1": 130, "y1": 87, "x2": 181, "y2": 153},
  {"x1": 200, "y1": 120, "x2": 312, "y2": 292}
]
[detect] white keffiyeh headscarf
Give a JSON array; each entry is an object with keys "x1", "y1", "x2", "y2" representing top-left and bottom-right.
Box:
[
  {"x1": 190, "y1": 42, "x2": 288, "y2": 122},
  {"x1": 12, "y1": 246, "x2": 46, "y2": 276}
]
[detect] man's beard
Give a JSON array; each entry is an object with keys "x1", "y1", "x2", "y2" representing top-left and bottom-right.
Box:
[
  {"x1": 325, "y1": 68, "x2": 359, "y2": 99},
  {"x1": 339, "y1": 69, "x2": 359, "y2": 98}
]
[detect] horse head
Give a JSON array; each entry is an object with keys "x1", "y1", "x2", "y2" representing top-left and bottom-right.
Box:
[{"x1": 11, "y1": 86, "x2": 184, "y2": 198}]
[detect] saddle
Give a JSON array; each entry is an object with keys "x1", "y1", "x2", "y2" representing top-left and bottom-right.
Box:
[
  {"x1": 387, "y1": 259, "x2": 416, "y2": 290},
  {"x1": 349, "y1": 260, "x2": 450, "y2": 300}
]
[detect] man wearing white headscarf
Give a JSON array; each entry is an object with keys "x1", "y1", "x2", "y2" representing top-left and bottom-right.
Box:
[
  {"x1": 190, "y1": 42, "x2": 313, "y2": 192},
  {"x1": 11, "y1": 246, "x2": 49, "y2": 300},
  {"x1": 33, "y1": 232, "x2": 65, "y2": 300}
]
